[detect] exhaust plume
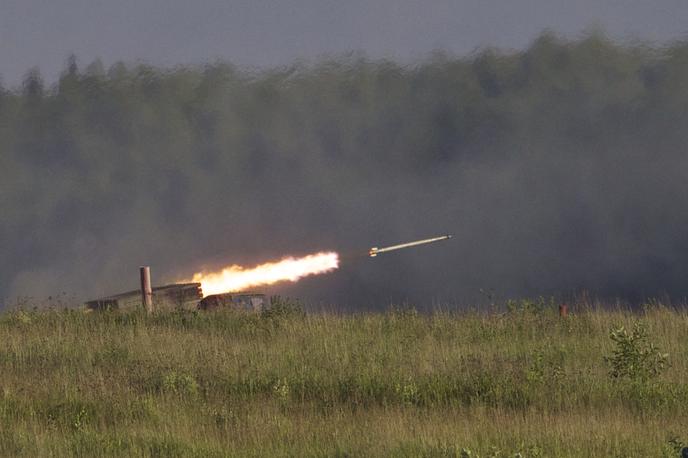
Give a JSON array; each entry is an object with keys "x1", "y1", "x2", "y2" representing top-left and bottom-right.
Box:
[{"x1": 187, "y1": 252, "x2": 339, "y2": 296}]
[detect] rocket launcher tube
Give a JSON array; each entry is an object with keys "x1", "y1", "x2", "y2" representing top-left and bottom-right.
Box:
[{"x1": 368, "y1": 235, "x2": 452, "y2": 257}]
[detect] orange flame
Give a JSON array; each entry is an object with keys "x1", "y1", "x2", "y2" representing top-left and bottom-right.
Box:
[{"x1": 188, "y1": 252, "x2": 339, "y2": 296}]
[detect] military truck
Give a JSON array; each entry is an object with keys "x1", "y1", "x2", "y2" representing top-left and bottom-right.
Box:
[{"x1": 197, "y1": 292, "x2": 266, "y2": 312}]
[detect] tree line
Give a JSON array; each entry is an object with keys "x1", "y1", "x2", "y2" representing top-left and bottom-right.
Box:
[{"x1": 2, "y1": 32, "x2": 688, "y2": 306}]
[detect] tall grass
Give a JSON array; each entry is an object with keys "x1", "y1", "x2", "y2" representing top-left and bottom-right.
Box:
[{"x1": 0, "y1": 302, "x2": 686, "y2": 457}]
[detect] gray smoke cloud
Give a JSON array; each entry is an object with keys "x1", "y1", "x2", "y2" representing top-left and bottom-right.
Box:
[{"x1": 2, "y1": 32, "x2": 688, "y2": 309}]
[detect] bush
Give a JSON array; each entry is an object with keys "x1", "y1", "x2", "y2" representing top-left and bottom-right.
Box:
[
  {"x1": 161, "y1": 372, "x2": 199, "y2": 396},
  {"x1": 606, "y1": 322, "x2": 669, "y2": 381}
]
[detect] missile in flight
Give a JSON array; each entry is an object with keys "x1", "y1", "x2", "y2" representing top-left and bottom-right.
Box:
[{"x1": 368, "y1": 234, "x2": 452, "y2": 257}]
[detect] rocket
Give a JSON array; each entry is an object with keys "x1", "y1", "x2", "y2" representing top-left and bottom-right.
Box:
[{"x1": 369, "y1": 235, "x2": 452, "y2": 257}]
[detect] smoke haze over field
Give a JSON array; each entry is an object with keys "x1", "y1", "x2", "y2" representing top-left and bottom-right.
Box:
[{"x1": 2, "y1": 33, "x2": 688, "y2": 308}]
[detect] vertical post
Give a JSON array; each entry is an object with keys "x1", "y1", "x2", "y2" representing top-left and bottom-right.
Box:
[
  {"x1": 140, "y1": 266, "x2": 153, "y2": 314},
  {"x1": 559, "y1": 303, "x2": 568, "y2": 318}
]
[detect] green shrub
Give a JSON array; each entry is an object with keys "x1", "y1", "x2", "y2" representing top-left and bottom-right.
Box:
[
  {"x1": 606, "y1": 322, "x2": 669, "y2": 381},
  {"x1": 161, "y1": 372, "x2": 199, "y2": 397}
]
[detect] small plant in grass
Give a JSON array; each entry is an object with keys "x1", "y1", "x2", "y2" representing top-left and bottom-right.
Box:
[
  {"x1": 210, "y1": 407, "x2": 237, "y2": 429},
  {"x1": 516, "y1": 442, "x2": 544, "y2": 458},
  {"x1": 11, "y1": 310, "x2": 32, "y2": 325},
  {"x1": 273, "y1": 378, "x2": 290, "y2": 403},
  {"x1": 668, "y1": 435, "x2": 684, "y2": 449},
  {"x1": 525, "y1": 349, "x2": 565, "y2": 385},
  {"x1": 505, "y1": 297, "x2": 556, "y2": 315},
  {"x1": 394, "y1": 377, "x2": 419, "y2": 405},
  {"x1": 72, "y1": 408, "x2": 87, "y2": 431},
  {"x1": 460, "y1": 448, "x2": 474, "y2": 458},
  {"x1": 605, "y1": 321, "x2": 668, "y2": 381},
  {"x1": 663, "y1": 435, "x2": 687, "y2": 457},
  {"x1": 161, "y1": 372, "x2": 199, "y2": 396}
]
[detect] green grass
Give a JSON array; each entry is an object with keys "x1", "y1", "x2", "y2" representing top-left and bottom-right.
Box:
[{"x1": 0, "y1": 302, "x2": 686, "y2": 457}]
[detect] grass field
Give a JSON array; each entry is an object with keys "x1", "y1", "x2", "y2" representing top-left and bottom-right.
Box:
[{"x1": 0, "y1": 299, "x2": 686, "y2": 457}]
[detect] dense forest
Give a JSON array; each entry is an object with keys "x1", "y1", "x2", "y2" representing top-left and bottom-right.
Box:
[{"x1": 2, "y1": 32, "x2": 688, "y2": 307}]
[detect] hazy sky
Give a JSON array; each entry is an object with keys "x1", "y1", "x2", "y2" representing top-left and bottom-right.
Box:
[{"x1": 1, "y1": 0, "x2": 687, "y2": 86}]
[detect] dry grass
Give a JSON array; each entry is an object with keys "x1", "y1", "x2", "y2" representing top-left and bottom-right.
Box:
[{"x1": 0, "y1": 302, "x2": 686, "y2": 457}]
